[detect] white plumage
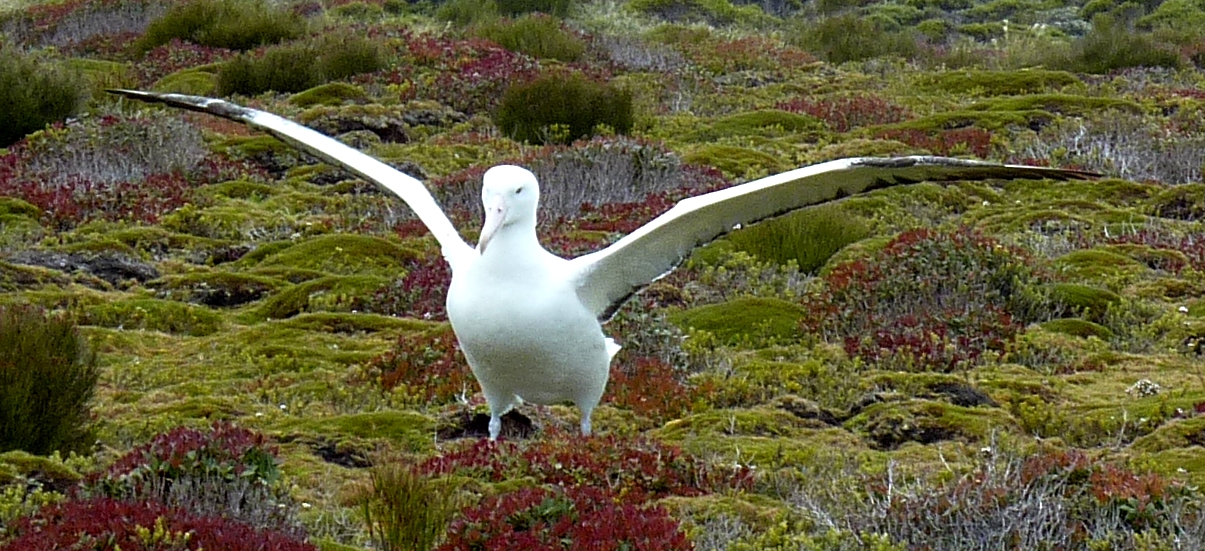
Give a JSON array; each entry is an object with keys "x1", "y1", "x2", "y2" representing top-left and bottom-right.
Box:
[{"x1": 111, "y1": 90, "x2": 1096, "y2": 440}]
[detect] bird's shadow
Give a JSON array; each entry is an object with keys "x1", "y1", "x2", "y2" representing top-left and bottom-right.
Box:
[{"x1": 437, "y1": 410, "x2": 538, "y2": 440}]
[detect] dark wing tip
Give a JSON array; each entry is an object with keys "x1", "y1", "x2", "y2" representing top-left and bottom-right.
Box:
[
  {"x1": 853, "y1": 155, "x2": 1100, "y2": 181},
  {"x1": 107, "y1": 89, "x2": 253, "y2": 122}
]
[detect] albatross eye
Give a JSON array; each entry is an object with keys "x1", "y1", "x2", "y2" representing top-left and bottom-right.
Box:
[{"x1": 515, "y1": 187, "x2": 524, "y2": 195}]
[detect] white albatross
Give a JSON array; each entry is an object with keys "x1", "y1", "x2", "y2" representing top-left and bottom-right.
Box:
[{"x1": 110, "y1": 90, "x2": 1097, "y2": 440}]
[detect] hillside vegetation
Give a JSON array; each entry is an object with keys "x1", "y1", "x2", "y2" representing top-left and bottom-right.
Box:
[{"x1": 2, "y1": 0, "x2": 1205, "y2": 549}]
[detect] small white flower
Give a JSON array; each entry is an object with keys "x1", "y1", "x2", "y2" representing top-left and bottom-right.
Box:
[
  {"x1": 1179, "y1": 306, "x2": 1190, "y2": 314},
  {"x1": 279, "y1": 404, "x2": 288, "y2": 410}
]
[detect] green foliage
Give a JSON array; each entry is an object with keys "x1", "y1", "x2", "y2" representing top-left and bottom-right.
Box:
[
  {"x1": 1047, "y1": 283, "x2": 1122, "y2": 322},
  {"x1": 354, "y1": 462, "x2": 459, "y2": 551},
  {"x1": 216, "y1": 35, "x2": 383, "y2": 96},
  {"x1": 152, "y1": 68, "x2": 219, "y2": 95},
  {"x1": 0, "y1": 305, "x2": 99, "y2": 455},
  {"x1": 136, "y1": 0, "x2": 306, "y2": 53},
  {"x1": 1039, "y1": 318, "x2": 1114, "y2": 339},
  {"x1": 683, "y1": 110, "x2": 823, "y2": 142},
  {"x1": 256, "y1": 234, "x2": 419, "y2": 275},
  {"x1": 628, "y1": 0, "x2": 767, "y2": 25},
  {"x1": 496, "y1": 0, "x2": 573, "y2": 16},
  {"x1": 792, "y1": 15, "x2": 921, "y2": 63},
  {"x1": 436, "y1": 0, "x2": 499, "y2": 26},
  {"x1": 288, "y1": 83, "x2": 367, "y2": 108},
  {"x1": 471, "y1": 15, "x2": 586, "y2": 61},
  {"x1": 1055, "y1": 14, "x2": 1181, "y2": 74},
  {"x1": 682, "y1": 144, "x2": 787, "y2": 179},
  {"x1": 0, "y1": 48, "x2": 87, "y2": 148},
  {"x1": 1137, "y1": 0, "x2": 1205, "y2": 31},
  {"x1": 725, "y1": 204, "x2": 871, "y2": 273},
  {"x1": 670, "y1": 297, "x2": 806, "y2": 347},
  {"x1": 496, "y1": 72, "x2": 633, "y2": 145},
  {"x1": 82, "y1": 298, "x2": 225, "y2": 336},
  {"x1": 921, "y1": 70, "x2": 1082, "y2": 96}
]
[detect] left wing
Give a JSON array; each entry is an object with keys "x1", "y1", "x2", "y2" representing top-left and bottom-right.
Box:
[
  {"x1": 107, "y1": 90, "x2": 477, "y2": 271},
  {"x1": 568, "y1": 156, "x2": 1097, "y2": 320}
]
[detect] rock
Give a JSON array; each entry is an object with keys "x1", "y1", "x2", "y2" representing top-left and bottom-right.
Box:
[{"x1": 9, "y1": 250, "x2": 159, "y2": 287}]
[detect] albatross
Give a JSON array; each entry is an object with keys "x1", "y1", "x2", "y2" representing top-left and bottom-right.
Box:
[{"x1": 110, "y1": 90, "x2": 1096, "y2": 440}]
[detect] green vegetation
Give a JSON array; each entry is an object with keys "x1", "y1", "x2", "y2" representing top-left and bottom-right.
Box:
[
  {"x1": 136, "y1": 0, "x2": 306, "y2": 53},
  {"x1": 217, "y1": 35, "x2": 383, "y2": 96},
  {"x1": 470, "y1": 14, "x2": 586, "y2": 61},
  {"x1": 496, "y1": 72, "x2": 633, "y2": 144},
  {"x1": 0, "y1": 306, "x2": 98, "y2": 456},
  {"x1": 0, "y1": 47, "x2": 87, "y2": 148},
  {"x1": 354, "y1": 462, "x2": 460, "y2": 551}
]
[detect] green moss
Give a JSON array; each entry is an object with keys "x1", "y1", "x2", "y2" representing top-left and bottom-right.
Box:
[
  {"x1": 670, "y1": 297, "x2": 805, "y2": 347},
  {"x1": 968, "y1": 94, "x2": 1142, "y2": 116},
  {"x1": 199, "y1": 179, "x2": 277, "y2": 201},
  {"x1": 844, "y1": 400, "x2": 1016, "y2": 449},
  {"x1": 683, "y1": 110, "x2": 824, "y2": 142},
  {"x1": 1131, "y1": 417, "x2": 1205, "y2": 453},
  {"x1": 64, "y1": 58, "x2": 135, "y2": 91},
  {"x1": 1047, "y1": 283, "x2": 1122, "y2": 321},
  {"x1": 160, "y1": 202, "x2": 297, "y2": 241},
  {"x1": 920, "y1": 69, "x2": 1082, "y2": 96},
  {"x1": 232, "y1": 240, "x2": 297, "y2": 267},
  {"x1": 150, "y1": 271, "x2": 288, "y2": 306},
  {"x1": 275, "y1": 312, "x2": 434, "y2": 334},
  {"x1": 681, "y1": 144, "x2": 788, "y2": 180},
  {"x1": 0, "y1": 197, "x2": 41, "y2": 219},
  {"x1": 1039, "y1": 318, "x2": 1114, "y2": 339},
  {"x1": 0, "y1": 451, "x2": 82, "y2": 485},
  {"x1": 805, "y1": 138, "x2": 923, "y2": 162},
  {"x1": 628, "y1": 0, "x2": 769, "y2": 25},
  {"x1": 277, "y1": 410, "x2": 435, "y2": 451},
  {"x1": 876, "y1": 109, "x2": 1050, "y2": 132},
  {"x1": 256, "y1": 234, "x2": 419, "y2": 275},
  {"x1": 1054, "y1": 248, "x2": 1148, "y2": 282},
  {"x1": 288, "y1": 82, "x2": 368, "y2": 108},
  {"x1": 253, "y1": 275, "x2": 390, "y2": 321},
  {"x1": 0, "y1": 262, "x2": 71, "y2": 292},
  {"x1": 1147, "y1": 183, "x2": 1205, "y2": 221},
  {"x1": 151, "y1": 68, "x2": 218, "y2": 96},
  {"x1": 81, "y1": 298, "x2": 225, "y2": 336},
  {"x1": 724, "y1": 204, "x2": 870, "y2": 273}
]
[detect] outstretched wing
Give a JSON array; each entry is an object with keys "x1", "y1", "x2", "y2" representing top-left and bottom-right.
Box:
[
  {"x1": 108, "y1": 90, "x2": 476, "y2": 270},
  {"x1": 569, "y1": 156, "x2": 1096, "y2": 320}
]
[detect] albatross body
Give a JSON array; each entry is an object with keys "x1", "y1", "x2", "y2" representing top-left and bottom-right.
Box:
[{"x1": 110, "y1": 90, "x2": 1097, "y2": 440}]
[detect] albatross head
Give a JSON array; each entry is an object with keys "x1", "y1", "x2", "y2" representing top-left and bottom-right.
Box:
[{"x1": 477, "y1": 165, "x2": 540, "y2": 254}]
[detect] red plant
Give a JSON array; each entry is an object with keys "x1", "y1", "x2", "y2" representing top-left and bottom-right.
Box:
[
  {"x1": 97, "y1": 422, "x2": 280, "y2": 487},
  {"x1": 437, "y1": 486, "x2": 689, "y2": 551},
  {"x1": 606, "y1": 356, "x2": 694, "y2": 421},
  {"x1": 422, "y1": 433, "x2": 752, "y2": 499},
  {"x1": 135, "y1": 39, "x2": 237, "y2": 85},
  {"x1": 368, "y1": 328, "x2": 472, "y2": 402},
  {"x1": 875, "y1": 127, "x2": 994, "y2": 158},
  {"x1": 369, "y1": 253, "x2": 453, "y2": 320},
  {"x1": 777, "y1": 94, "x2": 912, "y2": 132},
  {"x1": 0, "y1": 498, "x2": 315, "y2": 551}
]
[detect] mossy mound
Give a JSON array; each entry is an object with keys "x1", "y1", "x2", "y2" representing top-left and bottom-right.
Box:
[
  {"x1": 682, "y1": 109, "x2": 824, "y2": 142},
  {"x1": 920, "y1": 69, "x2": 1082, "y2": 96},
  {"x1": 681, "y1": 144, "x2": 788, "y2": 179},
  {"x1": 669, "y1": 297, "x2": 805, "y2": 347},
  {"x1": 0, "y1": 197, "x2": 41, "y2": 219},
  {"x1": 150, "y1": 271, "x2": 289, "y2": 307},
  {"x1": 1047, "y1": 283, "x2": 1122, "y2": 321},
  {"x1": 253, "y1": 274, "x2": 390, "y2": 320},
  {"x1": 64, "y1": 58, "x2": 136, "y2": 91},
  {"x1": 199, "y1": 179, "x2": 278, "y2": 201},
  {"x1": 254, "y1": 234, "x2": 418, "y2": 275},
  {"x1": 81, "y1": 297, "x2": 225, "y2": 336},
  {"x1": 804, "y1": 138, "x2": 922, "y2": 162},
  {"x1": 845, "y1": 400, "x2": 1015, "y2": 450},
  {"x1": 0, "y1": 450, "x2": 82, "y2": 487},
  {"x1": 160, "y1": 202, "x2": 297, "y2": 241},
  {"x1": 877, "y1": 109, "x2": 1049, "y2": 133},
  {"x1": 274, "y1": 312, "x2": 432, "y2": 334},
  {"x1": 1039, "y1": 318, "x2": 1114, "y2": 340},
  {"x1": 969, "y1": 94, "x2": 1143, "y2": 116},
  {"x1": 277, "y1": 410, "x2": 436, "y2": 452},
  {"x1": 1054, "y1": 248, "x2": 1149, "y2": 283},
  {"x1": 1147, "y1": 183, "x2": 1205, "y2": 221},
  {"x1": 724, "y1": 204, "x2": 870, "y2": 272},
  {"x1": 0, "y1": 261, "x2": 71, "y2": 292},
  {"x1": 1130, "y1": 417, "x2": 1205, "y2": 453},
  {"x1": 151, "y1": 68, "x2": 219, "y2": 95},
  {"x1": 288, "y1": 82, "x2": 368, "y2": 108}
]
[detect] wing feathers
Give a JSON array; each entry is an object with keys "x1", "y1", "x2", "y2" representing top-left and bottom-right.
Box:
[
  {"x1": 108, "y1": 90, "x2": 475, "y2": 269},
  {"x1": 570, "y1": 156, "x2": 1096, "y2": 320}
]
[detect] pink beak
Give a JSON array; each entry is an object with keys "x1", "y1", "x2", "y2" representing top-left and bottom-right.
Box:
[{"x1": 477, "y1": 195, "x2": 507, "y2": 254}]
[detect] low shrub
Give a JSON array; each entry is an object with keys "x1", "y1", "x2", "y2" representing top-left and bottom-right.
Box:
[
  {"x1": 367, "y1": 327, "x2": 470, "y2": 403},
  {"x1": 776, "y1": 94, "x2": 911, "y2": 132},
  {"x1": 1055, "y1": 14, "x2": 1181, "y2": 74},
  {"x1": 792, "y1": 15, "x2": 921, "y2": 63},
  {"x1": 724, "y1": 204, "x2": 871, "y2": 273},
  {"x1": 470, "y1": 14, "x2": 585, "y2": 62},
  {"x1": 437, "y1": 486, "x2": 690, "y2": 551},
  {"x1": 802, "y1": 228, "x2": 1052, "y2": 372},
  {"x1": 0, "y1": 305, "x2": 99, "y2": 456},
  {"x1": 496, "y1": 0, "x2": 572, "y2": 16},
  {"x1": 0, "y1": 498, "x2": 315, "y2": 551},
  {"x1": 135, "y1": 0, "x2": 306, "y2": 53},
  {"x1": 84, "y1": 423, "x2": 301, "y2": 536},
  {"x1": 216, "y1": 35, "x2": 383, "y2": 96},
  {"x1": 0, "y1": 47, "x2": 87, "y2": 148},
  {"x1": 436, "y1": 0, "x2": 500, "y2": 26},
  {"x1": 354, "y1": 462, "x2": 460, "y2": 551},
  {"x1": 496, "y1": 72, "x2": 633, "y2": 145}
]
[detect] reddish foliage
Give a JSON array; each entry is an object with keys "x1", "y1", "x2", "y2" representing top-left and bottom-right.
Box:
[
  {"x1": 803, "y1": 228, "x2": 1038, "y2": 371},
  {"x1": 368, "y1": 328, "x2": 471, "y2": 402},
  {"x1": 438, "y1": 486, "x2": 689, "y2": 551},
  {"x1": 606, "y1": 356, "x2": 694, "y2": 421},
  {"x1": 135, "y1": 39, "x2": 237, "y2": 85},
  {"x1": 0, "y1": 498, "x2": 315, "y2": 551},
  {"x1": 875, "y1": 127, "x2": 994, "y2": 158},
  {"x1": 97, "y1": 422, "x2": 280, "y2": 486},
  {"x1": 777, "y1": 94, "x2": 912, "y2": 132},
  {"x1": 369, "y1": 253, "x2": 453, "y2": 320},
  {"x1": 422, "y1": 433, "x2": 752, "y2": 500},
  {"x1": 673, "y1": 35, "x2": 815, "y2": 74}
]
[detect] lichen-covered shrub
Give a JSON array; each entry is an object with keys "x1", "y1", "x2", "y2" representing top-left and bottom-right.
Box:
[
  {"x1": 496, "y1": 72, "x2": 633, "y2": 145},
  {"x1": 135, "y1": 0, "x2": 306, "y2": 53},
  {"x1": 84, "y1": 423, "x2": 302, "y2": 537},
  {"x1": 0, "y1": 497, "x2": 315, "y2": 551},
  {"x1": 470, "y1": 14, "x2": 585, "y2": 61},
  {"x1": 0, "y1": 305, "x2": 98, "y2": 456},
  {"x1": 0, "y1": 47, "x2": 87, "y2": 148},
  {"x1": 802, "y1": 228, "x2": 1051, "y2": 372}
]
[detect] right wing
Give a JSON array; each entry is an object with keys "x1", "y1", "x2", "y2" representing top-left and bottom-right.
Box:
[{"x1": 108, "y1": 90, "x2": 476, "y2": 270}]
